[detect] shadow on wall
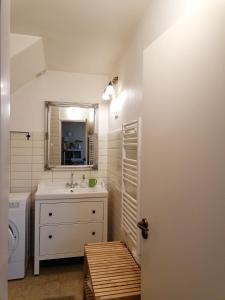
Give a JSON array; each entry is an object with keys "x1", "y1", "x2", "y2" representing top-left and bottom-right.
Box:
[{"x1": 107, "y1": 130, "x2": 122, "y2": 241}]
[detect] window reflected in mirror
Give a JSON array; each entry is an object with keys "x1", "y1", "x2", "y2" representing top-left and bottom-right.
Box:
[{"x1": 45, "y1": 102, "x2": 98, "y2": 169}]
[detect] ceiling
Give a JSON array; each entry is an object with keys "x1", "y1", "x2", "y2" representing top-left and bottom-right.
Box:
[{"x1": 11, "y1": 0, "x2": 149, "y2": 75}]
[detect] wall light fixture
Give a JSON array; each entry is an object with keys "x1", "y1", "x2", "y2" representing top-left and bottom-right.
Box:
[{"x1": 102, "y1": 76, "x2": 118, "y2": 101}]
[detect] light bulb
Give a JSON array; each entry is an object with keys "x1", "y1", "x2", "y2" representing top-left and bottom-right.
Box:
[
  {"x1": 105, "y1": 83, "x2": 114, "y2": 96},
  {"x1": 102, "y1": 91, "x2": 111, "y2": 101}
]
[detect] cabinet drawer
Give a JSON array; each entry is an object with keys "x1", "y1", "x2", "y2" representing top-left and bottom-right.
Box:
[
  {"x1": 40, "y1": 201, "x2": 103, "y2": 224},
  {"x1": 40, "y1": 223, "x2": 103, "y2": 256}
]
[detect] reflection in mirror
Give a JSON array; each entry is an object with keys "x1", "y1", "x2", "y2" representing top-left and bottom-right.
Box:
[{"x1": 45, "y1": 102, "x2": 98, "y2": 169}]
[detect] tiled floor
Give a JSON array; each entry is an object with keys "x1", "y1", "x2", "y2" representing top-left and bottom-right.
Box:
[{"x1": 8, "y1": 258, "x2": 84, "y2": 300}]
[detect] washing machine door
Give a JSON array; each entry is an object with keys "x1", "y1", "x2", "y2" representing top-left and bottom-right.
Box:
[{"x1": 8, "y1": 221, "x2": 19, "y2": 261}]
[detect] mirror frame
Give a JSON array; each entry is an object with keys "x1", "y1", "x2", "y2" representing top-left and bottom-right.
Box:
[{"x1": 44, "y1": 101, "x2": 99, "y2": 170}]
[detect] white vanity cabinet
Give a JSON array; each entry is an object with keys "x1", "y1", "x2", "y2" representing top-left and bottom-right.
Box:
[{"x1": 34, "y1": 186, "x2": 108, "y2": 275}]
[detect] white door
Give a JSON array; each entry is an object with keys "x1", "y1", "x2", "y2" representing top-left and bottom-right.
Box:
[
  {"x1": 0, "y1": 0, "x2": 10, "y2": 299},
  {"x1": 141, "y1": 2, "x2": 225, "y2": 300}
]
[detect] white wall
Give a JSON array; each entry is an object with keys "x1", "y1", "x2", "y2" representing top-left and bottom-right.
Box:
[
  {"x1": 10, "y1": 33, "x2": 42, "y2": 57},
  {"x1": 0, "y1": 0, "x2": 10, "y2": 299},
  {"x1": 109, "y1": 0, "x2": 205, "y2": 130},
  {"x1": 11, "y1": 70, "x2": 108, "y2": 132},
  {"x1": 10, "y1": 33, "x2": 46, "y2": 93}
]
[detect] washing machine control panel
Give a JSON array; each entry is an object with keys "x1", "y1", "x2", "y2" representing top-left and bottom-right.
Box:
[{"x1": 9, "y1": 201, "x2": 20, "y2": 209}]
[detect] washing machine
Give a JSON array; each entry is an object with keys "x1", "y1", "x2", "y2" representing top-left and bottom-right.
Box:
[{"x1": 8, "y1": 193, "x2": 30, "y2": 280}]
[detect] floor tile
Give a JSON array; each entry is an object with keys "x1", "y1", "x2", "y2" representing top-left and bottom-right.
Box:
[{"x1": 8, "y1": 258, "x2": 84, "y2": 300}]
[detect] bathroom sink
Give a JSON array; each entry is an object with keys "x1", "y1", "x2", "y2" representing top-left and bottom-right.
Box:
[{"x1": 35, "y1": 182, "x2": 108, "y2": 200}]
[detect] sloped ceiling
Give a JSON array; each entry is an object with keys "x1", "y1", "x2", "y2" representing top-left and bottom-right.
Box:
[
  {"x1": 10, "y1": 33, "x2": 46, "y2": 92},
  {"x1": 11, "y1": 0, "x2": 150, "y2": 75}
]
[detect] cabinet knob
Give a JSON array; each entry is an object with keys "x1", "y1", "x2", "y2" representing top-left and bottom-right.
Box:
[
  {"x1": 49, "y1": 212, "x2": 53, "y2": 217},
  {"x1": 92, "y1": 210, "x2": 96, "y2": 214},
  {"x1": 49, "y1": 235, "x2": 53, "y2": 239},
  {"x1": 92, "y1": 232, "x2": 96, "y2": 236}
]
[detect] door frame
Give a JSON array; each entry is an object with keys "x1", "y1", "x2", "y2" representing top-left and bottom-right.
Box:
[{"x1": 0, "y1": 0, "x2": 10, "y2": 299}]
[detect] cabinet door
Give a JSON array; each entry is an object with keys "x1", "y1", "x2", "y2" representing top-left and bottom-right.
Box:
[
  {"x1": 40, "y1": 201, "x2": 104, "y2": 224},
  {"x1": 40, "y1": 223, "x2": 103, "y2": 255}
]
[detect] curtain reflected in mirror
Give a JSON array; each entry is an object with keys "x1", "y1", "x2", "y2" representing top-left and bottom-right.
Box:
[{"x1": 45, "y1": 102, "x2": 98, "y2": 169}]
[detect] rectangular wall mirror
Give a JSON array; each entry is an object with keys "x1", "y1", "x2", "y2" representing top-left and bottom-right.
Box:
[{"x1": 45, "y1": 102, "x2": 98, "y2": 170}]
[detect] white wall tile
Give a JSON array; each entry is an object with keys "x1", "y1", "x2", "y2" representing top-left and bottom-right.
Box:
[
  {"x1": 90, "y1": 170, "x2": 107, "y2": 179},
  {"x1": 10, "y1": 148, "x2": 32, "y2": 156},
  {"x1": 32, "y1": 132, "x2": 44, "y2": 141},
  {"x1": 11, "y1": 187, "x2": 32, "y2": 193},
  {"x1": 10, "y1": 133, "x2": 32, "y2": 140},
  {"x1": 98, "y1": 148, "x2": 108, "y2": 156},
  {"x1": 32, "y1": 156, "x2": 44, "y2": 164},
  {"x1": 98, "y1": 140, "x2": 108, "y2": 150},
  {"x1": 32, "y1": 148, "x2": 44, "y2": 156},
  {"x1": 11, "y1": 164, "x2": 32, "y2": 172},
  {"x1": 31, "y1": 179, "x2": 52, "y2": 188},
  {"x1": 107, "y1": 130, "x2": 122, "y2": 241},
  {"x1": 11, "y1": 172, "x2": 31, "y2": 180},
  {"x1": 31, "y1": 164, "x2": 44, "y2": 172},
  {"x1": 98, "y1": 134, "x2": 108, "y2": 141},
  {"x1": 98, "y1": 163, "x2": 108, "y2": 171},
  {"x1": 11, "y1": 179, "x2": 31, "y2": 188},
  {"x1": 108, "y1": 139, "x2": 122, "y2": 149},
  {"x1": 52, "y1": 171, "x2": 71, "y2": 180},
  {"x1": 74, "y1": 171, "x2": 91, "y2": 180},
  {"x1": 11, "y1": 140, "x2": 32, "y2": 148},
  {"x1": 33, "y1": 141, "x2": 44, "y2": 148},
  {"x1": 98, "y1": 156, "x2": 108, "y2": 164},
  {"x1": 11, "y1": 155, "x2": 32, "y2": 164},
  {"x1": 32, "y1": 171, "x2": 52, "y2": 180}
]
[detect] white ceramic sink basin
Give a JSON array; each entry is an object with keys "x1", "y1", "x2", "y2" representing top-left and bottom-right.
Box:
[{"x1": 35, "y1": 182, "x2": 108, "y2": 200}]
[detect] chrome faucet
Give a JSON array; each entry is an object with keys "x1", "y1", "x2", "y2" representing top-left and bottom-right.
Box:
[
  {"x1": 66, "y1": 171, "x2": 78, "y2": 188},
  {"x1": 70, "y1": 171, "x2": 74, "y2": 188}
]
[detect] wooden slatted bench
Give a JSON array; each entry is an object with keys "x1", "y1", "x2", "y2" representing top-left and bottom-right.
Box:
[{"x1": 84, "y1": 241, "x2": 141, "y2": 300}]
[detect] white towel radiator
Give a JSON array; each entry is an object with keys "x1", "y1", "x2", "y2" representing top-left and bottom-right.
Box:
[{"x1": 121, "y1": 118, "x2": 141, "y2": 264}]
